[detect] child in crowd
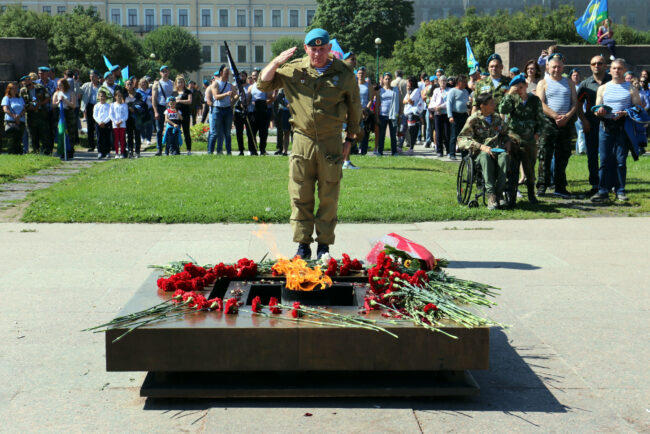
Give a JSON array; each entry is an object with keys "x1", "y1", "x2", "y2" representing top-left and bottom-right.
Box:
[
  {"x1": 163, "y1": 96, "x2": 182, "y2": 155},
  {"x1": 110, "y1": 90, "x2": 128, "y2": 158},
  {"x1": 93, "y1": 90, "x2": 112, "y2": 159}
]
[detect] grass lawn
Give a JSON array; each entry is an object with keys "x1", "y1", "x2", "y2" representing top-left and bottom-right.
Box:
[
  {"x1": 0, "y1": 155, "x2": 61, "y2": 184},
  {"x1": 21, "y1": 153, "x2": 650, "y2": 223}
]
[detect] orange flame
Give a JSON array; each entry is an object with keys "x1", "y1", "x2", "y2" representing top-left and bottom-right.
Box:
[
  {"x1": 253, "y1": 221, "x2": 281, "y2": 259},
  {"x1": 272, "y1": 257, "x2": 333, "y2": 291}
]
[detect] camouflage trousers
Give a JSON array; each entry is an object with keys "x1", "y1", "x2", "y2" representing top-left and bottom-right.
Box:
[{"x1": 536, "y1": 119, "x2": 574, "y2": 190}]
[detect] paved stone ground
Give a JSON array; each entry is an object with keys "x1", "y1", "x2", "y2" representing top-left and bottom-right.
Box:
[{"x1": 0, "y1": 218, "x2": 648, "y2": 432}]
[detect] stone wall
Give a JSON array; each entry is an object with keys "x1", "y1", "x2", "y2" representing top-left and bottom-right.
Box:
[{"x1": 0, "y1": 38, "x2": 49, "y2": 82}]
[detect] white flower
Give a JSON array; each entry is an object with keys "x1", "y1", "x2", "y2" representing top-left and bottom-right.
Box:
[
  {"x1": 397, "y1": 257, "x2": 403, "y2": 264},
  {"x1": 319, "y1": 252, "x2": 332, "y2": 265}
]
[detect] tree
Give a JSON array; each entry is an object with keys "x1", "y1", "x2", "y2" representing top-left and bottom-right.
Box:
[
  {"x1": 271, "y1": 37, "x2": 306, "y2": 60},
  {"x1": 309, "y1": 0, "x2": 414, "y2": 57},
  {"x1": 142, "y1": 26, "x2": 202, "y2": 74}
]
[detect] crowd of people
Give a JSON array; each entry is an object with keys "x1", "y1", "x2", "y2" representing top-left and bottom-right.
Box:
[{"x1": 2, "y1": 39, "x2": 649, "y2": 209}]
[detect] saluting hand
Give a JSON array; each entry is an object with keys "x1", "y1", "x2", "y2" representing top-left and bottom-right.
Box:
[{"x1": 273, "y1": 47, "x2": 298, "y2": 66}]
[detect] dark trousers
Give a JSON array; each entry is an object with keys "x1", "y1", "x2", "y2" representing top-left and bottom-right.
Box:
[
  {"x1": 180, "y1": 112, "x2": 192, "y2": 151},
  {"x1": 408, "y1": 121, "x2": 420, "y2": 149},
  {"x1": 359, "y1": 119, "x2": 370, "y2": 154},
  {"x1": 234, "y1": 110, "x2": 255, "y2": 154},
  {"x1": 584, "y1": 115, "x2": 601, "y2": 188},
  {"x1": 434, "y1": 113, "x2": 450, "y2": 155},
  {"x1": 537, "y1": 119, "x2": 574, "y2": 190},
  {"x1": 598, "y1": 121, "x2": 628, "y2": 194},
  {"x1": 200, "y1": 102, "x2": 209, "y2": 123},
  {"x1": 85, "y1": 104, "x2": 96, "y2": 150},
  {"x1": 599, "y1": 38, "x2": 616, "y2": 58},
  {"x1": 26, "y1": 114, "x2": 52, "y2": 154},
  {"x1": 449, "y1": 112, "x2": 468, "y2": 157},
  {"x1": 155, "y1": 104, "x2": 166, "y2": 152},
  {"x1": 251, "y1": 108, "x2": 269, "y2": 153},
  {"x1": 97, "y1": 124, "x2": 112, "y2": 156},
  {"x1": 126, "y1": 117, "x2": 141, "y2": 154},
  {"x1": 377, "y1": 115, "x2": 397, "y2": 155}
]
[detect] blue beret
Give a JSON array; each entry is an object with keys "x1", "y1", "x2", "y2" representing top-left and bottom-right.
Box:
[
  {"x1": 436, "y1": 68, "x2": 444, "y2": 74},
  {"x1": 166, "y1": 96, "x2": 176, "y2": 102},
  {"x1": 38, "y1": 66, "x2": 50, "y2": 72},
  {"x1": 429, "y1": 75, "x2": 436, "y2": 81},
  {"x1": 128, "y1": 75, "x2": 135, "y2": 81},
  {"x1": 510, "y1": 67, "x2": 520, "y2": 74},
  {"x1": 487, "y1": 53, "x2": 502, "y2": 65},
  {"x1": 569, "y1": 68, "x2": 579, "y2": 76},
  {"x1": 103, "y1": 71, "x2": 112, "y2": 79},
  {"x1": 509, "y1": 73, "x2": 526, "y2": 87},
  {"x1": 159, "y1": 65, "x2": 169, "y2": 72},
  {"x1": 203, "y1": 79, "x2": 209, "y2": 86},
  {"x1": 304, "y1": 28, "x2": 330, "y2": 46},
  {"x1": 110, "y1": 65, "x2": 120, "y2": 72}
]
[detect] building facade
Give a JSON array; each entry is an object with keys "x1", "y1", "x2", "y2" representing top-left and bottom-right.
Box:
[{"x1": 3, "y1": 1, "x2": 317, "y2": 82}]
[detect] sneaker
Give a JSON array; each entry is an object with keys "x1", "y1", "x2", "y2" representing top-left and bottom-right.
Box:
[
  {"x1": 590, "y1": 192, "x2": 609, "y2": 203},
  {"x1": 499, "y1": 197, "x2": 509, "y2": 207},
  {"x1": 114, "y1": 154, "x2": 120, "y2": 159},
  {"x1": 424, "y1": 141, "x2": 432, "y2": 148},
  {"x1": 239, "y1": 151, "x2": 245, "y2": 156},
  {"x1": 343, "y1": 161, "x2": 359, "y2": 169},
  {"x1": 436, "y1": 153, "x2": 443, "y2": 158},
  {"x1": 97, "y1": 153, "x2": 103, "y2": 159},
  {"x1": 487, "y1": 194, "x2": 498, "y2": 210},
  {"x1": 616, "y1": 193, "x2": 629, "y2": 202},
  {"x1": 187, "y1": 151, "x2": 192, "y2": 156},
  {"x1": 405, "y1": 148, "x2": 414, "y2": 155},
  {"x1": 135, "y1": 153, "x2": 140, "y2": 159},
  {"x1": 274, "y1": 150, "x2": 282, "y2": 155},
  {"x1": 282, "y1": 152, "x2": 288, "y2": 156},
  {"x1": 516, "y1": 190, "x2": 524, "y2": 199},
  {"x1": 295, "y1": 243, "x2": 312, "y2": 260},
  {"x1": 553, "y1": 189, "x2": 572, "y2": 199},
  {"x1": 316, "y1": 243, "x2": 329, "y2": 260},
  {"x1": 154, "y1": 151, "x2": 162, "y2": 156}
]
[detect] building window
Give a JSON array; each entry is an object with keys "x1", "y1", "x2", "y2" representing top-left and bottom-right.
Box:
[
  {"x1": 254, "y1": 10, "x2": 263, "y2": 27},
  {"x1": 145, "y1": 9, "x2": 154, "y2": 30},
  {"x1": 201, "y1": 9, "x2": 211, "y2": 27},
  {"x1": 57, "y1": 6, "x2": 66, "y2": 15},
  {"x1": 627, "y1": 15, "x2": 635, "y2": 25},
  {"x1": 0, "y1": 6, "x2": 6, "y2": 13},
  {"x1": 43, "y1": 6, "x2": 51, "y2": 14},
  {"x1": 306, "y1": 10, "x2": 315, "y2": 26},
  {"x1": 128, "y1": 9, "x2": 137, "y2": 26},
  {"x1": 237, "y1": 46, "x2": 247, "y2": 63},
  {"x1": 90, "y1": 6, "x2": 97, "y2": 13},
  {"x1": 22, "y1": 5, "x2": 27, "y2": 11},
  {"x1": 179, "y1": 9, "x2": 189, "y2": 27},
  {"x1": 237, "y1": 9, "x2": 246, "y2": 27},
  {"x1": 289, "y1": 10, "x2": 299, "y2": 27},
  {"x1": 255, "y1": 46, "x2": 264, "y2": 63},
  {"x1": 272, "y1": 10, "x2": 281, "y2": 27},
  {"x1": 219, "y1": 46, "x2": 227, "y2": 63},
  {"x1": 202, "y1": 45, "x2": 212, "y2": 63},
  {"x1": 219, "y1": 9, "x2": 228, "y2": 27},
  {"x1": 111, "y1": 8, "x2": 120, "y2": 24},
  {"x1": 162, "y1": 9, "x2": 172, "y2": 26}
]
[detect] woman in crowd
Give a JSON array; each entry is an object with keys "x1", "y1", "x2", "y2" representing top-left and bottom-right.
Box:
[
  {"x1": 430, "y1": 75, "x2": 451, "y2": 157},
  {"x1": 2, "y1": 83, "x2": 26, "y2": 154},
  {"x1": 173, "y1": 75, "x2": 193, "y2": 155},
  {"x1": 446, "y1": 74, "x2": 470, "y2": 160},
  {"x1": 403, "y1": 76, "x2": 423, "y2": 155},
  {"x1": 570, "y1": 68, "x2": 586, "y2": 155},
  {"x1": 137, "y1": 78, "x2": 153, "y2": 146},
  {"x1": 109, "y1": 89, "x2": 128, "y2": 158},
  {"x1": 93, "y1": 90, "x2": 112, "y2": 159},
  {"x1": 51, "y1": 78, "x2": 78, "y2": 159},
  {"x1": 124, "y1": 78, "x2": 144, "y2": 158},
  {"x1": 524, "y1": 60, "x2": 541, "y2": 95},
  {"x1": 597, "y1": 18, "x2": 616, "y2": 61},
  {"x1": 375, "y1": 72, "x2": 400, "y2": 156}
]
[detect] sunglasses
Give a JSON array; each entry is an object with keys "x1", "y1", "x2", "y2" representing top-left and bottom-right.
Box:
[
  {"x1": 591, "y1": 62, "x2": 604, "y2": 66},
  {"x1": 548, "y1": 53, "x2": 564, "y2": 61}
]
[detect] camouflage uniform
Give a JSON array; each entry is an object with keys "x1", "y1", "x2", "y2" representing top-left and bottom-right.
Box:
[
  {"x1": 20, "y1": 84, "x2": 52, "y2": 154},
  {"x1": 499, "y1": 93, "x2": 545, "y2": 190},
  {"x1": 258, "y1": 56, "x2": 361, "y2": 245},
  {"x1": 457, "y1": 112, "x2": 519, "y2": 196},
  {"x1": 472, "y1": 76, "x2": 509, "y2": 112}
]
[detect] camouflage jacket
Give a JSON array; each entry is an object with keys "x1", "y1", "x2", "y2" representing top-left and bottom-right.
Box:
[
  {"x1": 472, "y1": 75, "x2": 509, "y2": 111},
  {"x1": 457, "y1": 111, "x2": 519, "y2": 154},
  {"x1": 19, "y1": 84, "x2": 50, "y2": 114},
  {"x1": 498, "y1": 93, "x2": 546, "y2": 142}
]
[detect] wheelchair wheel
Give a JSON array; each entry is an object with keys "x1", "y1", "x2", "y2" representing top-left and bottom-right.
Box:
[
  {"x1": 456, "y1": 156, "x2": 474, "y2": 205},
  {"x1": 468, "y1": 200, "x2": 479, "y2": 208}
]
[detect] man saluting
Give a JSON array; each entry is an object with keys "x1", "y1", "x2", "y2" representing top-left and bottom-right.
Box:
[{"x1": 257, "y1": 28, "x2": 361, "y2": 260}]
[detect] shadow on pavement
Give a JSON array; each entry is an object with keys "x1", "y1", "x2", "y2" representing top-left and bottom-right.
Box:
[
  {"x1": 142, "y1": 330, "x2": 568, "y2": 417},
  {"x1": 447, "y1": 261, "x2": 541, "y2": 270}
]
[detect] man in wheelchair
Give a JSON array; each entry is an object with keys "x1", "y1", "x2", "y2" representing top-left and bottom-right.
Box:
[{"x1": 457, "y1": 93, "x2": 522, "y2": 210}]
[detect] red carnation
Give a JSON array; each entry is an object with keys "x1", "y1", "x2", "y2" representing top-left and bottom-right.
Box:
[
  {"x1": 423, "y1": 303, "x2": 438, "y2": 313},
  {"x1": 269, "y1": 297, "x2": 282, "y2": 314},
  {"x1": 207, "y1": 297, "x2": 223, "y2": 311},
  {"x1": 171, "y1": 289, "x2": 185, "y2": 303},
  {"x1": 350, "y1": 259, "x2": 363, "y2": 270},
  {"x1": 291, "y1": 301, "x2": 302, "y2": 318},
  {"x1": 224, "y1": 297, "x2": 239, "y2": 314},
  {"x1": 163, "y1": 280, "x2": 177, "y2": 292},
  {"x1": 204, "y1": 272, "x2": 216, "y2": 284},
  {"x1": 193, "y1": 294, "x2": 209, "y2": 310},
  {"x1": 157, "y1": 277, "x2": 166, "y2": 289},
  {"x1": 251, "y1": 296, "x2": 263, "y2": 313}
]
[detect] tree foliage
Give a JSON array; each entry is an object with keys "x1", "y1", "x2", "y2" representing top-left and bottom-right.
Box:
[
  {"x1": 142, "y1": 26, "x2": 202, "y2": 74},
  {"x1": 271, "y1": 37, "x2": 306, "y2": 60},
  {"x1": 309, "y1": 0, "x2": 414, "y2": 57}
]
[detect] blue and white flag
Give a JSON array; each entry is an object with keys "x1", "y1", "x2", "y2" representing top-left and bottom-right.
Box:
[{"x1": 574, "y1": 0, "x2": 608, "y2": 44}]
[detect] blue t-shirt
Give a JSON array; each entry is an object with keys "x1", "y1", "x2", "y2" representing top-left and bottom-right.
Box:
[{"x1": 2, "y1": 96, "x2": 25, "y2": 122}]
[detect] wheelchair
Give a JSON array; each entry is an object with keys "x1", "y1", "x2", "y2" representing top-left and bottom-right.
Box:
[{"x1": 456, "y1": 151, "x2": 520, "y2": 208}]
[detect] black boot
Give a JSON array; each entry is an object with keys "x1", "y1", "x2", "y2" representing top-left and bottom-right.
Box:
[
  {"x1": 295, "y1": 243, "x2": 311, "y2": 260},
  {"x1": 528, "y1": 187, "x2": 539, "y2": 204},
  {"x1": 316, "y1": 243, "x2": 329, "y2": 259}
]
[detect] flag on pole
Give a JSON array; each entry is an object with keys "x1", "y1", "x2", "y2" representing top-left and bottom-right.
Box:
[
  {"x1": 56, "y1": 101, "x2": 71, "y2": 160},
  {"x1": 330, "y1": 39, "x2": 344, "y2": 59},
  {"x1": 465, "y1": 38, "x2": 479, "y2": 72},
  {"x1": 122, "y1": 66, "x2": 129, "y2": 83},
  {"x1": 102, "y1": 55, "x2": 113, "y2": 71},
  {"x1": 574, "y1": 0, "x2": 608, "y2": 44}
]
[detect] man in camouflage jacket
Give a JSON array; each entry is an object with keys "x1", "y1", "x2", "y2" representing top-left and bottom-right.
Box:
[{"x1": 20, "y1": 73, "x2": 52, "y2": 154}]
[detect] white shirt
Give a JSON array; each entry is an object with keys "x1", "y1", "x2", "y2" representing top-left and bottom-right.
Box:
[
  {"x1": 93, "y1": 102, "x2": 111, "y2": 125},
  {"x1": 404, "y1": 88, "x2": 423, "y2": 116},
  {"x1": 109, "y1": 102, "x2": 129, "y2": 127}
]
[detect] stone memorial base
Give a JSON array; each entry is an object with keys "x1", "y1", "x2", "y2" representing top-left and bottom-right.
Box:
[{"x1": 106, "y1": 273, "x2": 490, "y2": 398}]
